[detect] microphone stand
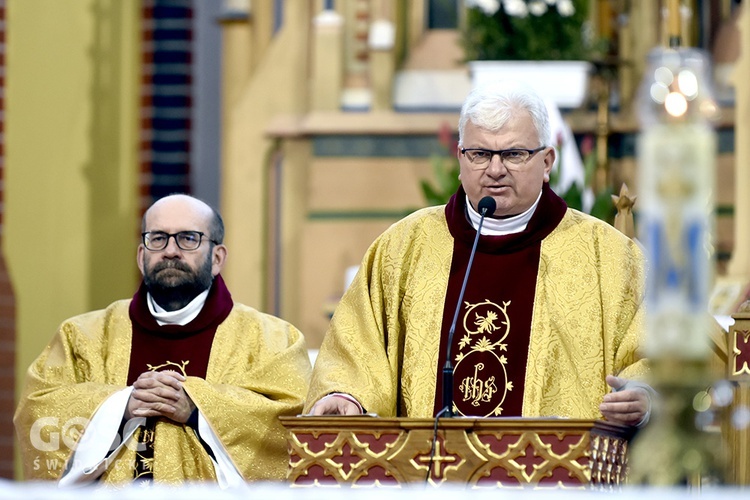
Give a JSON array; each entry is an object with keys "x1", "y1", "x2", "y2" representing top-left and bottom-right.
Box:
[{"x1": 440, "y1": 197, "x2": 495, "y2": 418}]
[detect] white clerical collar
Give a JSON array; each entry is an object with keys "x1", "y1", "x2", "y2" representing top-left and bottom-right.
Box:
[
  {"x1": 147, "y1": 288, "x2": 210, "y2": 326},
  {"x1": 466, "y1": 190, "x2": 542, "y2": 236}
]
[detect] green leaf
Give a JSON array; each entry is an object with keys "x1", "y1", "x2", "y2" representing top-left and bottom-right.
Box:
[
  {"x1": 421, "y1": 152, "x2": 460, "y2": 206},
  {"x1": 561, "y1": 182, "x2": 583, "y2": 211},
  {"x1": 590, "y1": 188, "x2": 617, "y2": 224},
  {"x1": 463, "y1": 0, "x2": 592, "y2": 61}
]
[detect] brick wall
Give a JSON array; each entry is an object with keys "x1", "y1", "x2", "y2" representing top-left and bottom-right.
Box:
[{"x1": 139, "y1": 0, "x2": 194, "y2": 216}]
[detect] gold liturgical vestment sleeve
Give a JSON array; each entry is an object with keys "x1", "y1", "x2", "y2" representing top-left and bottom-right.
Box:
[
  {"x1": 307, "y1": 207, "x2": 453, "y2": 417},
  {"x1": 306, "y1": 206, "x2": 647, "y2": 419},
  {"x1": 14, "y1": 301, "x2": 311, "y2": 484}
]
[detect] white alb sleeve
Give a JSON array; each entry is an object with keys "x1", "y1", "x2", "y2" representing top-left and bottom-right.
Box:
[
  {"x1": 196, "y1": 413, "x2": 247, "y2": 489},
  {"x1": 58, "y1": 387, "x2": 142, "y2": 487}
]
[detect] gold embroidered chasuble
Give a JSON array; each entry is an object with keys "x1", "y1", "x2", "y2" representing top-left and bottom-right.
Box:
[
  {"x1": 306, "y1": 204, "x2": 647, "y2": 419},
  {"x1": 14, "y1": 301, "x2": 311, "y2": 484}
]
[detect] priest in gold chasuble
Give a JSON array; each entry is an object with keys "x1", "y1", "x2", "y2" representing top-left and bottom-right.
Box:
[
  {"x1": 307, "y1": 81, "x2": 651, "y2": 425},
  {"x1": 14, "y1": 195, "x2": 312, "y2": 486}
]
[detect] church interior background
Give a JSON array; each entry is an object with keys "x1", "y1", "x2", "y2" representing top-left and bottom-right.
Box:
[{"x1": 0, "y1": 0, "x2": 748, "y2": 485}]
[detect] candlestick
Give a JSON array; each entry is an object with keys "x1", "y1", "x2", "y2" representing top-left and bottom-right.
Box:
[
  {"x1": 629, "y1": 45, "x2": 726, "y2": 486},
  {"x1": 667, "y1": 0, "x2": 682, "y2": 46}
]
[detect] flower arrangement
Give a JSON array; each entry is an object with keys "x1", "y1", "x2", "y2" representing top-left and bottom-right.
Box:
[{"x1": 463, "y1": 0, "x2": 592, "y2": 61}]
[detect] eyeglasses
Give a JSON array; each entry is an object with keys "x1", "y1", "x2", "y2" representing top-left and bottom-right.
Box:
[
  {"x1": 142, "y1": 231, "x2": 218, "y2": 251},
  {"x1": 460, "y1": 146, "x2": 546, "y2": 168}
]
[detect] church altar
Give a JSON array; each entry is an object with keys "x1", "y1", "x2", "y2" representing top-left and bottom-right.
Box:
[{"x1": 281, "y1": 416, "x2": 635, "y2": 488}]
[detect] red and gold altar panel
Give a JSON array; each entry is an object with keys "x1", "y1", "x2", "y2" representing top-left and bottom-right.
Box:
[{"x1": 281, "y1": 417, "x2": 634, "y2": 489}]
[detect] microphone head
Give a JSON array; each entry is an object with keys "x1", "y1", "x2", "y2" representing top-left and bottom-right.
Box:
[{"x1": 478, "y1": 196, "x2": 496, "y2": 216}]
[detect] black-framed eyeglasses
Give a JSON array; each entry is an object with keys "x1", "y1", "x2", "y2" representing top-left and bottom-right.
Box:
[
  {"x1": 142, "y1": 231, "x2": 218, "y2": 251},
  {"x1": 460, "y1": 146, "x2": 546, "y2": 168}
]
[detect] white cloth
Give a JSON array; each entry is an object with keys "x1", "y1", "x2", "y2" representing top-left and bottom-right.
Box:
[
  {"x1": 58, "y1": 388, "x2": 137, "y2": 487},
  {"x1": 545, "y1": 99, "x2": 593, "y2": 212},
  {"x1": 147, "y1": 289, "x2": 209, "y2": 326},
  {"x1": 59, "y1": 388, "x2": 244, "y2": 488},
  {"x1": 466, "y1": 191, "x2": 541, "y2": 236}
]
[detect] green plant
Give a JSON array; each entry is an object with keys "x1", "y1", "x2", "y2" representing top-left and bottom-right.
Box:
[
  {"x1": 421, "y1": 123, "x2": 461, "y2": 206},
  {"x1": 463, "y1": 0, "x2": 592, "y2": 61},
  {"x1": 549, "y1": 134, "x2": 616, "y2": 224},
  {"x1": 421, "y1": 156, "x2": 461, "y2": 207}
]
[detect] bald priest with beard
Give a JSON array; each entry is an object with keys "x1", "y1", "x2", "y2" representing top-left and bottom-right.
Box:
[{"x1": 14, "y1": 194, "x2": 311, "y2": 487}]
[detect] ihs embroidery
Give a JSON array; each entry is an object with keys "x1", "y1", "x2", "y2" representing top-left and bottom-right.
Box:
[{"x1": 454, "y1": 300, "x2": 513, "y2": 417}]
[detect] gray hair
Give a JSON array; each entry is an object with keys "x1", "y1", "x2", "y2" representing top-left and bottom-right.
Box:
[{"x1": 458, "y1": 80, "x2": 551, "y2": 148}]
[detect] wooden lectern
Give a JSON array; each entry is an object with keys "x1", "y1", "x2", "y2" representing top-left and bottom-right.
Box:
[{"x1": 282, "y1": 417, "x2": 635, "y2": 488}]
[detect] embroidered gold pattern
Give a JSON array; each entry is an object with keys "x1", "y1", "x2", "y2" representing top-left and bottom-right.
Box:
[
  {"x1": 133, "y1": 360, "x2": 191, "y2": 479},
  {"x1": 454, "y1": 300, "x2": 512, "y2": 417},
  {"x1": 146, "y1": 360, "x2": 189, "y2": 376}
]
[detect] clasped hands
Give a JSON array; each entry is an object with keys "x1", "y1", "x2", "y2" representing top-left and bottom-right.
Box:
[{"x1": 125, "y1": 370, "x2": 195, "y2": 424}]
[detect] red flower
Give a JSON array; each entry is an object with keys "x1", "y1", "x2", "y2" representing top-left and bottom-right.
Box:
[
  {"x1": 580, "y1": 134, "x2": 594, "y2": 156},
  {"x1": 438, "y1": 121, "x2": 457, "y2": 151}
]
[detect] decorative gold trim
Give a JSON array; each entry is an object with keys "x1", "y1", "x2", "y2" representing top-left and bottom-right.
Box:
[{"x1": 283, "y1": 417, "x2": 632, "y2": 489}]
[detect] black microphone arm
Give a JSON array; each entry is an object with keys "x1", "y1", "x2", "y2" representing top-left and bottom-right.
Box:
[{"x1": 440, "y1": 196, "x2": 496, "y2": 418}]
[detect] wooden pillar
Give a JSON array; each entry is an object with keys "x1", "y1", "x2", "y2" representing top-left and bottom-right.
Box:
[
  {"x1": 219, "y1": 0, "x2": 252, "y2": 110},
  {"x1": 220, "y1": 0, "x2": 313, "y2": 309},
  {"x1": 407, "y1": 0, "x2": 426, "y2": 49},
  {"x1": 728, "y1": 3, "x2": 750, "y2": 279},
  {"x1": 342, "y1": 0, "x2": 370, "y2": 90},
  {"x1": 367, "y1": 1, "x2": 395, "y2": 110},
  {"x1": 622, "y1": 1, "x2": 660, "y2": 111},
  {"x1": 618, "y1": 3, "x2": 636, "y2": 107},
  {"x1": 277, "y1": 139, "x2": 312, "y2": 323},
  {"x1": 369, "y1": 20, "x2": 395, "y2": 111},
  {"x1": 311, "y1": 9, "x2": 344, "y2": 111},
  {"x1": 250, "y1": 0, "x2": 275, "y2": 69}
]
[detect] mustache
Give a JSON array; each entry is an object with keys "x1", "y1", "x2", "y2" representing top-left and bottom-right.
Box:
[{"x1": 152, "y1": 260, "x2": 192, "y2": 273}]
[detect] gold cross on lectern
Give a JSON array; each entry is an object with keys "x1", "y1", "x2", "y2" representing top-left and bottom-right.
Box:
[{"x1": 417, "y1": 439, "x2": 458, "y2": 479}]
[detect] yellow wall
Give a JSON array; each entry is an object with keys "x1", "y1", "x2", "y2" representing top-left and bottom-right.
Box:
[
  {"x1": 221, "y1": 0, "x2": 313, "y2": 310},
  {"x1": 4, "y1": 0, "x2": 141, "y2": 471},
  {"x1": 299, "y1": 156, "x2": 434, "y2": 346}
]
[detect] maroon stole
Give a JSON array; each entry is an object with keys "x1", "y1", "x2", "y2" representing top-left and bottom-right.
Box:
[
  {"x1": 126, "y1": 274, "x2": 233, "y2": 480},
  {"x1": 127, "y1": 274, "x2": 234, "y2": 384},
  {"x1": 433, "y1": 184, "x2": 567, "y2": 417}
]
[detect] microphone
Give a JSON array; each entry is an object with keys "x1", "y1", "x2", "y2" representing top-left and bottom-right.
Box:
[{"x1": 440, "y1": 196, "x2": 496, "y2": 418}]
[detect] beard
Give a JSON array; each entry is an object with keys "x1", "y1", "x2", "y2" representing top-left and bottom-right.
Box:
[{"x1": 142, "y1": 255, "x2": 214, "y2": 311}]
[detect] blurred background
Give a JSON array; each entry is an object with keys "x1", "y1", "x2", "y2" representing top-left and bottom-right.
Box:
[{"x1": 0, "y1": 0, "x2": 745, "y2": 479}]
